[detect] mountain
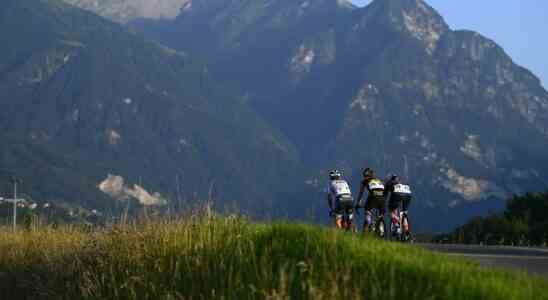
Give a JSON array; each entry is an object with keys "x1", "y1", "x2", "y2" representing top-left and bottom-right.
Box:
[
  {"x1": 132, "y1": 0, "x2": 548, "y2": 229},
  {"x1": 0, "y1": 0, "x2": 304, "y2": 214},
  {"x1": 63, "y1": 0, "x2": 190, "y2": 23}
]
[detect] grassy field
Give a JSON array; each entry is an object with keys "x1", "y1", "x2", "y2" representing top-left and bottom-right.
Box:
[{"x1": 0, "y1": 216, "x2": 547, "y2": 299}]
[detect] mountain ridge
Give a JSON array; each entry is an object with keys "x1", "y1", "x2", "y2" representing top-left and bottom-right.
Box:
[
  {"x1": 131, "y1": 0, "x2": 548, "y2": 229},
  {"x1": 0, "y1": 0, "x2": 304, "y2": 214}
]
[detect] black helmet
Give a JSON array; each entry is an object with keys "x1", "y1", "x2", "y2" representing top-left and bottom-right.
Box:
[
  {"x1": 329, "y1": 170, "x2": 342, "y2": 180},
  {"x1": 362, "y1": 168, "x2": 374, "y2": 178},
  {"x1": 385, "y1": 173, "x2": 399, "y2": 182}
]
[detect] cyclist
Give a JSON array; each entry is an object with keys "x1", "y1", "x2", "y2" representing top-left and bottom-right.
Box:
[
  {"x1": 384, "y1": 174, "x2": 412, "y2": 239},
  {"x1": 326, "y1": 170, "x2": 354, "y2": 229},
  {"x1": 356, "y1": 168, "x2": 386, "y2": 234}
]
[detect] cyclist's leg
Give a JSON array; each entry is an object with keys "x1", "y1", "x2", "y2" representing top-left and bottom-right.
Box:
[
  {"x1": 401, "y1": 196, "x2": 412, "y2": 233},
  {"x1": 339, "y1": 196, "x2": 353, "y2": 230},
  {"x1": 335, "y1": 215, "x2": 343, "y2": 229},
  {"x1": 343, "y1": 202, "x2": 353, "y2": 230},
  {"x1": 333, "y1": 198, "x2": 344, "y2": 229},
  {"x1": 388, "y1": 200, "x2": 397, "y2": 230},
  {"x1": 376, "y1": 196, "x2": 386, "y2": 237},
  {"x1": 388, "y1": 196, "x2": 401, "y2": 236},
  {"x1": 363, "y1": 197, "x2": 374, "y2": 233},
  {"x1": 334, "y1": 206, "x2": 344, "y2": 229},
  {"x1": 363, "y1": 210, "x2": 373, "y2": 232},
  {"x1": 390, "y1": 208, "x2": 399, "y2": 236}
]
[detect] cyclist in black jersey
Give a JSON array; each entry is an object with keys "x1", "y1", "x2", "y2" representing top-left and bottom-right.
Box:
[
  {"x1": 356, "y1": 168, "x2": 386, "y2": 233},
  {"x1": 384, "y1": 174, "x2": 413, "y2": 240}
]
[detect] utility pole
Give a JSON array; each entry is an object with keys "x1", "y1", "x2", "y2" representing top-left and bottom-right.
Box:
[
  {"x1": 0, "y1": 170, "x2": 23, "y2": 231},
  {"x1": 7, "y1": 177, "x2": 23, "y2": 232},
  {"x1": 13, "y1": 178, "x2": 17, "y2": 231}
]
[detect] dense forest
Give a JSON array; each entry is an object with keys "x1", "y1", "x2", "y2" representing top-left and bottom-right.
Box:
[{"x1": 439, "y1": 192, "x2": 548, "y2": 246}]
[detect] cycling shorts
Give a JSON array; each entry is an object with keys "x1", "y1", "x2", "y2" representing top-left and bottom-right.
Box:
[
  {"x1": 388, "y1": 193, "x2": 412, "y2": 211},
  {"x1": 366, "y1": 194, "x2": 385, "y2": 214},
  {"x1": 334, "y1": 194, "x2": 353, "y2": 216}
]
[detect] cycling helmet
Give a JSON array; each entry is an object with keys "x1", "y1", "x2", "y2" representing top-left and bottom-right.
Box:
[
  {"x1": 362, "y1": 168, "x2": 374, "y2": 178},
  {"x1": 385, "y1": 173, "x2": 399, "y2": 182},
  {"x1": 329, "y1": 170, "x2": 342, "y2": 180}
]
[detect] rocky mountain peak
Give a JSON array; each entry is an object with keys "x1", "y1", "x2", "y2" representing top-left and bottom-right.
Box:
[
  {"x1": 179, "y1": 0, "x2": 355, "y2": 16},
  {"x1": 362, "y1": 0, "x2": 449, "y2": 52},
  {"x1": 368, "y1": 0, "x2": 440, "y2": 15}
]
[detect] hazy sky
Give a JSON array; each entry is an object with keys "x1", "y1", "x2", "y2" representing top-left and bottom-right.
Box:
[{"x1": 351, "y1": 0, "x2": 548, "y2": 88}]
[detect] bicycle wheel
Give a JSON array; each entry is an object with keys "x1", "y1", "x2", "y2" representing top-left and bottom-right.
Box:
[
  {"x1": 390, "y1": 220, "x2": 400, "y2": 241},
  {"x1": 346, "y1": 213, "x2": 357, "y2": 233},
  {"x1": 401, "y1": 214, "x2": 412, "y2": 242},
  {"x1": 362, "y1": 212, "x2": 373, "y2": 236},
  {"x1": 363, "y1": 221, "x2": 373, "y2": 236},
  {"x1": 376, "y1": 216, "x2": 385, "y2": 238}
]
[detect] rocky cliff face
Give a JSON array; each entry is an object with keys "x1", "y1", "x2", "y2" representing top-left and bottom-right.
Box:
[
  {"x1": 132, "y1": 0, "x2": 548, "y2": 229},
  {"x1": 63, "y1": 0, "x2": 190, "y2": 22}
]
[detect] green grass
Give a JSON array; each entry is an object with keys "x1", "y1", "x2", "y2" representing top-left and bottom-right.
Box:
[{"x1": 0, "y1": 217, "x2": 547, "y2": 299}]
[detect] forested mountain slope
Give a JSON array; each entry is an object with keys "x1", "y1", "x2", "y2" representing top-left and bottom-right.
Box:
[{"x1": 0, "y1": 0, "x2": 303, "y2": 214}]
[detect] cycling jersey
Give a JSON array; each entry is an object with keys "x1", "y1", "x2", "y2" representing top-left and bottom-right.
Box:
[
  {"x1": 366, "y1": 178, "x2": 385, "y2": 212},
  {"x1": 326, "y1": 179, "x2": 351, "y2": 198},
  {"x1": 326, "y1": 179, "x2": 353, "y2": 215},
  {"x1": 385, "y1": 178, "x2": 412, "y2": 211},
  {"x1": 384, "y1": 177, "x2": 411, "y2": 195},
  {"x1": 367, "y1": 178, "x2": 385, "y2": 197}
]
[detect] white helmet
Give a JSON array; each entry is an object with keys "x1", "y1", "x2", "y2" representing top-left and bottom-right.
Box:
[{"x1": 329, "y1": 170, "x2": 342, "y2": 180}]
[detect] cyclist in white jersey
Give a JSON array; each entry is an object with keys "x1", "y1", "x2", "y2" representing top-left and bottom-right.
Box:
[{"x1": 326, "y1": 170, "x2": 354, "y2": 229}]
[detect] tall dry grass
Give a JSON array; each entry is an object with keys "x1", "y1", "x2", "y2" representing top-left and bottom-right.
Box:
[{"x1": 0, "y1": 215, "x2": 547, "y2": 299}]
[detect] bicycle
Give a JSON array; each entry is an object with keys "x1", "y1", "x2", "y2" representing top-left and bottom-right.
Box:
[
  {"x1": 399, "y1": 210, "x2": 413, "y2": 242},
  {"x1": 387, "y1": 184, "x2": 413, "y2": 242},
  {"x1": 389, "y1": 209, "x2": 413, "y2": 242},
  {"x1": 362, "y1": 207, "x2": 385, "y2": 238}
]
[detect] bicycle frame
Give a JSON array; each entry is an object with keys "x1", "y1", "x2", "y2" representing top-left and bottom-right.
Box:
[
  {"x1": 400, "y1": 211, "x2": 412, "y2": 242},
  {"x1": 390, "y1": 207, "x2": 412, "y2": 242},
  {"x1": 363, "y1": 208, "x2": 385, "y2": 238}
]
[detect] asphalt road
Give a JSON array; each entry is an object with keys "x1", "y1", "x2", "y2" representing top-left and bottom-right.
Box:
[{"x1": 420, "y1": 244, "x2": 548, "y2": 276}]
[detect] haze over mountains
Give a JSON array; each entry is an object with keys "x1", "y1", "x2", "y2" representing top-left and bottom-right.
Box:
[{"x1": 2, "y1": 0, "x2": 548, "y2": 229}]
